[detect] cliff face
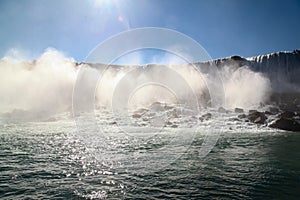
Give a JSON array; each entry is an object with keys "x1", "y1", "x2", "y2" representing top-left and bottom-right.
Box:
[{"x1": 196, "y1": 50, "x2": 300, "y2": 93}]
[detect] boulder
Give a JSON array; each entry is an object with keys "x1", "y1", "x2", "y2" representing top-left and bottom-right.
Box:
[
  {"x1": 109, "y1": 121, "x2": 117, "y2": 125},
  {"x1": 199, "y1": 113, "x2": 212, "y2": 122},
  {"x1": 269, "y1": 118, "x2": 300, "y2": 131},
  {"x1": 171, "y1": 124, "x2": 178, "y2": 128},
  {"x1": 268, "y1": 111, "x2": 300, "y2": 131},
  {"x1": 238, "y1": 114, "x2": 247, "y2": 119},
  {"x1": 234, "y1": 108, "x2": 244, "y2": 113},
  {"x1": 132, "y1": 113, "x2": 142, "y2": 118},
  {"x1": 230, "y1": 55, "x2": 245, "y2": 61},
  {"x1": 247, "y1": 111, "x2": 267, "y2": 124},
  {"x1": 202, "y1": 113, "x2": 212, "y2": 120},
  {"x1": 164, "y1": 105, "x2": 174, "y2": 110},
  {"x1": 265, "y1": 107, "x2": 280, "y2": 115},
  {"x1": 279, "y1": 111, "x2": 297, "y2": 119}
]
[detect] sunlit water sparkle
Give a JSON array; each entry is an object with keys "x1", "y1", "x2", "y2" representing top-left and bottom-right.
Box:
[{"x1": 1, "y1": 113, "x2": 300, "y2": 199}]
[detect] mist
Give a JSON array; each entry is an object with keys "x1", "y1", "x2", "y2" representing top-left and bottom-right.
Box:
[
  {"x1": 0, "y1": 49, "x2": 272, "y2": 121},
  {"x1": 0, "y1": 49, "x2": 76, "y2": 119}
]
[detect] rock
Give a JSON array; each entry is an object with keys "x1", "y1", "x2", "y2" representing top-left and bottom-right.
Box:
[
  {"x1": 268, "y1": 110, "x2": 300, "y2": 131},
  {"x1": 199, "y1": 113, "x2": 212, "y2": 122},
  {"x1": 202, "y1": 113, "x2": 212, "y2": 120},
  {"x1": 266, "y1": 107, "x2": 280, "y2": 115},
  {"x1": 269, "y1": 118, "x2": 300, "y2": 131},
  {"x1": 109, "y1": 121, "x2": 117, "y2": 125},
  {"x1": 279, "y1": 111, "x2": 297, "y2": 119},
  {"x1": 238, "y1": 114, "x2": 247, "y2": 119},
  {"x1": 166, "y1": 121, "x2": 172, "y2": 125},
  {"x1": 171, "y1": 124, "x2": 178, "y2": 128},
  {"x1": 234, "y1": 108, "x2": 244, "y2": 113},
  {"x1": 164, "y1": 105, "x2": 174, "y2": 110},
  {"x1": 247, "y1": 111, "x2": 267, "y2": 124},
  {"x1": 132, "y1": 113, "x2": 142, "y2": 118},
  {"x1": 249, "y1": 109, "x2": 258, "y2": 114},
  {"x1": 230, "y1": 55, "x2": 245, "y2": 61},
  {"x1": 133, "y1": 108, "x2": 148, "y2": 115},
  {"x1": 218, "y1": 107, "x2": 227, "y2": 113}
]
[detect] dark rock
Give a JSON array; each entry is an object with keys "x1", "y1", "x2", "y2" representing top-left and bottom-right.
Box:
[
  {"x1": 269, "y1": 118, "x2": 300, "y2": 131},
  {"x1": 142, "y1": 118, "x2": 148, "y2": 121},
  {"x1": 230, "y1": 55, "x2": 245, "y2": 61},
  {"x1": 164, "y1": 105, "x2": 174, "y2": 110},
  {"x1": 171, "y1": 124, "x2": 178, "y2": 128},
  {"x1": 132, "y1": 113, "x2": 142, "y2": 118},
  {"x1": 280, "y1": 111, "x2": 297, "y2": 119},
  {"x1": 249, "y1": 109, "x2": 258, "y2": 114},
  {"x1": 238, "y1": 114, "x2": 247, "y2": 119},
  {"x1": 234, "y1": 108, "x2": 244, "y2": 113},
  {"x1": 267, "y1": 107, "x2": 280, "y2": 115},
  {"x1": 109, "y1": 121, "x2": 117, "y2": 125},
  {"x1": 202, "y1": 113, "x2": 212, "y2": 120},
  {"x1": 247, "y1": 111, "x2": 267, "y2": 124},
  {"x1": 166, "y1": 121, "x2": 172, "y2": 125},
  {"x1": 199, "y1": 113, "x2": 212, "y2": 122}
]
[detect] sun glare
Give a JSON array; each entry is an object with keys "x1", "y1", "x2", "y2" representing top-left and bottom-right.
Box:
[{"x1": 93, "y1": 0, "x2": 113, "y2": 9}]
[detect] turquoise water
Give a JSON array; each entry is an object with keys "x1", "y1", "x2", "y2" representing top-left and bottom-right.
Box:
[{"x1": 1, "y1": 121, "x2": 300, "y2": 199}]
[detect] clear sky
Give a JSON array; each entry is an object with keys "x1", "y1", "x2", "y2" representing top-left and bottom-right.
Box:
[{"x1": 0, "y1": 0, "x2": 300, "y2": 61}]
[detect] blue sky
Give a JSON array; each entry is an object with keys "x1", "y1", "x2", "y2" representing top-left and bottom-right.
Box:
[{"x1": 0, "y1": 0, "x2": 300, "y2": 62}]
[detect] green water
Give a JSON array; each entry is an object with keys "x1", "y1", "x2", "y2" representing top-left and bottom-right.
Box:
[{"x1": 1, "y1": 122, "x2": 300, "y2": 199}]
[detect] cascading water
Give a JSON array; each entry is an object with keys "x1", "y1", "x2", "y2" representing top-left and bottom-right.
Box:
[{"x1": 0, "y1": 49, "x2": 299, "y2": 122}]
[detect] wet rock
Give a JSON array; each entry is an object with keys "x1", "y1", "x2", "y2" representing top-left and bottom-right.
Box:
[
  {"x1": 132, "y1": 113, "x2": 142, "y2": 118},
  {"x1": 142, "y1": 118, "x2": 148, "y2": 121},
  {"x1": 171, "y1": 124, "x2": 178, "y2": 128},
  {"x1": 238, "y1": 114, "x2": 247, "y2": 119},
  {"x1": 230, "y1": 55, "x2": 245, "y2": 61},
  {"x1": 109, "y1": 121, "x2": 117, "y2": 125},
  {"x1": 268, "y1": 111, "x2": 300, "y2": 131},
  {"x1": 164, "y1": 105, "x2": 174, "y2": 110},
  {"x1": 249, "y1": 109, "x2": 258, "y2": 114},
  {"x1": 140, "y1": 123, "x2": 148, "y2": 126},
  {"x1": 269, "y1": 118, "x2": 300, "y2": 131},
  {"x1": 166, "y1": 121, "x2": 172, "y2": 125},
  {"x1": 247, "y1": 111, "x2": 267, "y2": 124},
  {"x1": 234, "y1": 108, "x2": 244, "y2": 113},
  {"x1": 199, "y1": 113, "x2": 212, "y2": 122},
  {"x1": 280, "y1": 111, "x2": 297, "y2": 119},
  {"x1": 133, "y1": 108, "x2": 148, "y2": 115},
  {"x1": 203, "y1": 113, "x2": 212, "y2": 120},
  {"x1": 266, "y1": 107, "x2": 280, "y2": 115}
]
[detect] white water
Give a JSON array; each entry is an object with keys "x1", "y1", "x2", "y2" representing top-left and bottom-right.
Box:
[{"x1": 2, "y1": 49, "x2": 299, "y2": 121}]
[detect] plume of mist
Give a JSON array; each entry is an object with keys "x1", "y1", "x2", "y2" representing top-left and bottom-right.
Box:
[
  {"x1": 220, "y1": 65, "x2": 271, "y2": 109},
  {"x1": 0, "y1": 49, "x2": 76, "y2": 119},
  {"x1": 0, "y1": 48, "x2": 272, "y2": 122}
]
